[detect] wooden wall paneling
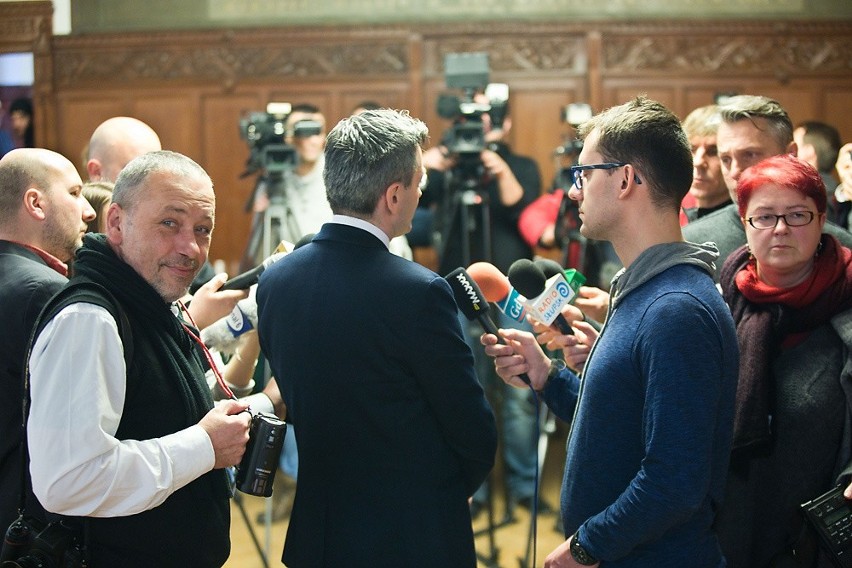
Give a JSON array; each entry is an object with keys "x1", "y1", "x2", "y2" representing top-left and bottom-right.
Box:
[
  {"x1": 54, "y1": 95, "x2": 128, "y2": 173},
  {"x1": 823, "y1": 86, "x2": 852, "y2": 143},
  {"x1": 133, "y1": 93, "x2": 203, "y2": 161}
]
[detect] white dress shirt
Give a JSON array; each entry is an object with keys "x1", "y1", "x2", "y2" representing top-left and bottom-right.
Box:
[{"x1": 28, "y1": 303, "x2": 215, "y2": 517}]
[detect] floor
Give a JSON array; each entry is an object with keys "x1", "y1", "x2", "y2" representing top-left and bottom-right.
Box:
[{"x1": 224, "y1": 423, "x2": 570, "y2": 568}]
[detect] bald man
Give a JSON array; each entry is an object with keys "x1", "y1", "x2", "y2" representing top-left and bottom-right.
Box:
[
  {"x1": 86, "y1": 116, "x2": 162, "y2": 182},
  {"x1": 0, "y1": 148, "x2": 95, "y2": 530}
]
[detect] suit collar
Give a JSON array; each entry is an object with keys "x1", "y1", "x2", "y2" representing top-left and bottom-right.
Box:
[{"x1": 315, "y1": 222, "x2": 388, "y2": 250}]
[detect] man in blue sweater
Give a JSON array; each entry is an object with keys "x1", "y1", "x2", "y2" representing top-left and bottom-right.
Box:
[{"x1": 483, "y1": 96, "x2": 739, "y2": 567}]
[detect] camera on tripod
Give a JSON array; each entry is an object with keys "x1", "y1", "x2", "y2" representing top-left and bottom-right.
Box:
[
  {"x1": 0, "y1": 515, "x2": 84, "y2": 568},
  {"x1": 436, "y1": 52, "x2": 509, "y2": 190},
  {"x1": 239, "y1": 102, "x2": 305, "y2": 177}
]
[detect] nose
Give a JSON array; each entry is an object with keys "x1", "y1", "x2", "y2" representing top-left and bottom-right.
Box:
[
  {"x1": 567, "y1": 185, "x2": 583, "y2": 202},
  {"x1": 693, "y1": 148, "x2": 706, "y2": 168},
  {"x1": 175, "y1": 227, "x2": 203, "y2": 260},
  {"x1": 80, "y1": 196, "x2": 96, "y2": 223}
]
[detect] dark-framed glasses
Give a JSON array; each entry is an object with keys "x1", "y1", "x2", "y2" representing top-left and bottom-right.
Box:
[
  {"x1": 567, "y1": 163, "x2": 642, "y2": 190},
  {"x1": 744, "y1": 211, "x2": 816, "y2": 230}
]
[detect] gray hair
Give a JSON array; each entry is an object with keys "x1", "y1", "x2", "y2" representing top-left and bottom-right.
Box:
[
  {"x1": 113, "y1": 150, "x2": 211, "y2": 210},
  {"x1": 324, "y1": 109, "x2": 428, "y2": 216},
  {"x1": 717, "y1": 95, "x2": 793, "y2": 150}
]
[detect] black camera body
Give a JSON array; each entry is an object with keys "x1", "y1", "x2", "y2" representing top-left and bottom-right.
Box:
[
  {"x1": 0, "y1": 515, "x2": 84, "y2": 568},
  {"x1": 235, "y1": 412, "x2": 287, "y2": 497},
  {"x1": 239, "y1": 102, "x2": 301, "y2": 177},
  {"x1": 437, "y1": 53, "x2": 510, "y2": 190}
]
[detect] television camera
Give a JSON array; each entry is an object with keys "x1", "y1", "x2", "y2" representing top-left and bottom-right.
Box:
[
  {"x1": 239, "y1": 102, "x2": 323, "y2": 177},
  {"x1": 436, "y1": 52, "x2": 509, "y2": 190}
]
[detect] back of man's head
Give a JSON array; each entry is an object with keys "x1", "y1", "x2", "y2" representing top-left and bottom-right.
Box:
[
  {"x1": 324, "y1": 109, "x2": 428, "y2": 216},
  {"x1": 796, "y1": 120, "x2": 841, "y2": 174},
  {"x1": 718, "y1": 95, "x2": 793, "y2": 149},
  {"x1": 578, "y1": 95, "x2": 692, "y2": 211},
  {"x1": 87, "y1": 117, "x2": 162, "y2": 182}
]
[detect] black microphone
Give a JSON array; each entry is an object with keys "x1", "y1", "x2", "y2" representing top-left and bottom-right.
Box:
[
  {"x1": 294, "y1": 233, "x2": 315, "y2": 249},
  {"x1": 445, "y1": 267, "x2": 531, "y2": 386},
  {"x1": 222, "y1": 241, "x2": 294, "y2": 290},
  {"x1": 508, "y1": 259, "x2": 574, "y2": 336}
]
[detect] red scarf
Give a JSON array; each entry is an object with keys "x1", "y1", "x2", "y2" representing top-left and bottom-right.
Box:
[{"x1": 721, "y1": 235, "x2": 852, "y2": 452}]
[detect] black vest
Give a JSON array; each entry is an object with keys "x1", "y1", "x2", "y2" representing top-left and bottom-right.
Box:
[{"x1": 34, "y1": 280, "x2": 230, "y2": 567}]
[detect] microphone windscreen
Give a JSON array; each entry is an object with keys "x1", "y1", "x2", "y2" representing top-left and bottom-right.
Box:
[
  {"x1": 508, "y1": 258, "x2": 547, "y2": 299},
  {"x1": 466, "y1": 262, "x2": 510, "y2": 303},
  {"x1": 534, "y1": 258, "x2": 566, "y2": 280},
  {"x1": 294, "y1": 233, "x2": 315, "y2": 249}
]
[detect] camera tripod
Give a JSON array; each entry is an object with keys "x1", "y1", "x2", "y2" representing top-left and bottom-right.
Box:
[{"x1": 240, "y1": 171, "x2": 302, "y2": 272}]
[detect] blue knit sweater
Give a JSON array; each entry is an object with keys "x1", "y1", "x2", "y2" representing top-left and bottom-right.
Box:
[{"x1": 542, "y1": 242, "x2": 739, "y2": 567}]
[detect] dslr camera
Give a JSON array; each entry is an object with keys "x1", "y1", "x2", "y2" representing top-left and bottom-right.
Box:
[
  {"x1": 436, "y1": 52, "x2": 509, "y2": 190},
  {"x1": 0, "y1": 515, "x2": 84, "y2": 568}
]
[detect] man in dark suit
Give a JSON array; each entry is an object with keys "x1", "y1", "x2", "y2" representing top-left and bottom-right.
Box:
[
  {"x1": 0, "y1": 148, "x2": 95, "y2": 531},
  {"x1": 257, "y1": 108, "x2": 497, "y2": 568}
]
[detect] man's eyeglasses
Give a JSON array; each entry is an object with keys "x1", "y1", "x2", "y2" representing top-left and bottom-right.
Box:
[
  {"x1": 744, "y1": 211, "x2": 816, "y2": 230},
  {"x1": 567, "y1": 163, "x2": 642, "y2": 190}
]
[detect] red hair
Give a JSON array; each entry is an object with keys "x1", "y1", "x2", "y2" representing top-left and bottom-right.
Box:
[{"x1": 736, "y1": 154, "x2": 827, "y2": 217}]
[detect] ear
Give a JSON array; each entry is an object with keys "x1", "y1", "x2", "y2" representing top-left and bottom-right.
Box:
[
  {"x1": 86, "y1": 159, "x2": 102, "y2": 181},
  {"x1": 786, "y1": 141, "x2": 798, "y2": 157},
  {"x1": 383, "y1": 182, "x2": 403, "y2": 215},
  {"x1": 104, "y1": 202, "x2": 124, "y2": 244},
  {"x1": 617, "y1": 164, "x2": 639, "y2": 199},
  {"x1": 23, "y1": 188, "x2": 47, "y2": 221}
]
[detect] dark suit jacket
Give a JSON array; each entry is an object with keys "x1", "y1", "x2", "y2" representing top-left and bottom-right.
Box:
[
  {"x1": 257, "y1": 222, "x2": 497, "y2": 568},
  {"x1": 683, "y1": 203, "x2": 852, "y2": 281},
  {"x1": 0, "y1": 241, "x2": 66, "y2": 530}
]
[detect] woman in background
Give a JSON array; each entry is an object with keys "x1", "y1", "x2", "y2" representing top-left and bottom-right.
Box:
[
  {"x1": 82, "y1": 181, "x2": 114, "y2": 233},
  {"x1": 717, "y1": 154, "x2": 852, "y2": 567}
]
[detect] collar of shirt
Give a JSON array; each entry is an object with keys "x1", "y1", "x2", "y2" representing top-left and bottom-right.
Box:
[
  {"x1": 13, "y1": 241, "x2": 69, "y2": 277},
  {"x1": 330, "y1": 215, "x2": 390, "y2": 250}
]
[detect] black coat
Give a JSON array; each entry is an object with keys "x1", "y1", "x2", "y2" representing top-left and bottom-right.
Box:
[{"x1": 257, "y1": 223, "x2": 497, "y2": 568}]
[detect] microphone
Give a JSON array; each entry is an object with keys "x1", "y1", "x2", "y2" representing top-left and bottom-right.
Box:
[
  {"x1": 200, "y1": 296, "x2": 258, "y2": 354},
  {"x1": 534, "y1": 258, "x2": 587, "y2": 296},
  {"x1": 508, "y1": 259, "x2": 580, "y2": 335},
  {"x1": 222, "y1": 240, "x2": 295, "y2": 290},
  {"x1": 445, "y1": 267, "x2": 531, "y2": 386},
  {"x1": 466, "y1": 261, "x2": 527, "y2": 323},
  {"x1": 294, "y1": 233, "x2": 315, "y2": 249}
]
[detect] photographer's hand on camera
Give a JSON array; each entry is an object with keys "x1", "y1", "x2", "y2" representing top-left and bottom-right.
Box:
[
  {"x1": 423, "y1": 145, "x2": 455, "y2": 172},
  {"x1": 480, "y1": 147, "x2": 523, "y2": 206},
  {"x1": 199, "y1": 399, "x2": 251, "y2": 469}
]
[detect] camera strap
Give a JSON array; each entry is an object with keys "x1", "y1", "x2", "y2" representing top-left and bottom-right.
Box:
[{"x1": 176, "y1": 300, "x2": 237, "y2": 401}]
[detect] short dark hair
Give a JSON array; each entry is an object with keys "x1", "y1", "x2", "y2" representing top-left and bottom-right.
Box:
[
  {"x1": 797, "y1": 120, "x2": 842, "y2": 173},
  {"x1": 577, "y1": 96, "x2": 692, "y2": 211},
  {"x1": 324, "y1": 109, "x2": 428, "y2": 216}
]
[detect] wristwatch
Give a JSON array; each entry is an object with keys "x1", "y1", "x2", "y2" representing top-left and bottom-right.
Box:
[{"x1": 570, "y1": 530, "x2": 598, "y2": 565}]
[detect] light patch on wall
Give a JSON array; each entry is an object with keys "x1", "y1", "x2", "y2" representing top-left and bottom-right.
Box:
[{"x1": 0, "y1": 53, "x2": 34, "y2": 87}]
